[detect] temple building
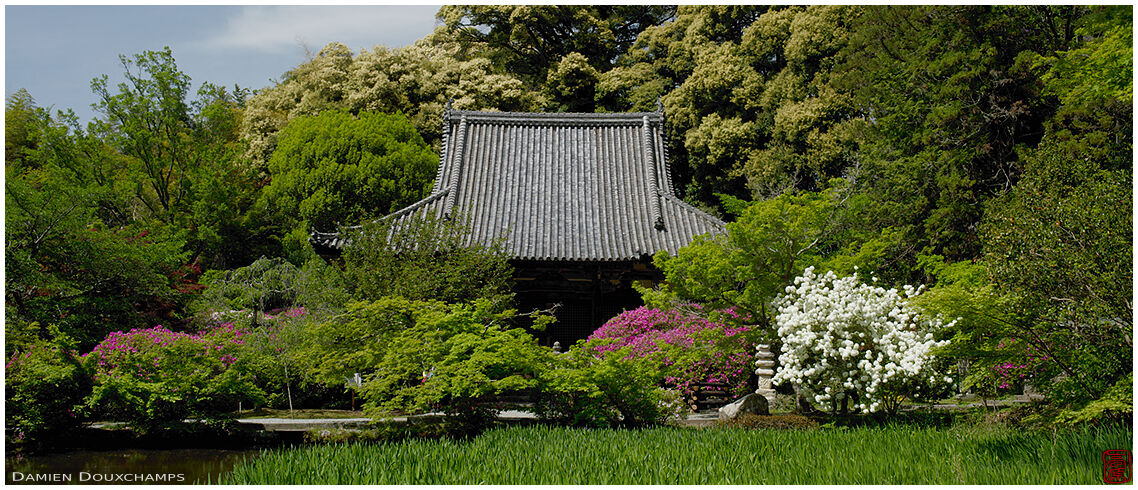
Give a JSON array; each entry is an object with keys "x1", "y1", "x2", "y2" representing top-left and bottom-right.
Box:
[{"x1": 312, "y1": 107, "x2": 725, "y2": 346}]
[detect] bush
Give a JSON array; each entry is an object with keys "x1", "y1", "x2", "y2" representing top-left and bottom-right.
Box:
[
  {"x1": 1054, "y1": 375, "x2": 1133, "y2": 426},
  {"x1": 773, "y1": 267, "x2": 955, "y2": 413},
  {"x1": 535, "y1": 345, "x2": 685, "y2": 428},
  {"x1": 82, "y1": 324, "x2": 264, "y2": 431},
  {"x1": 5, "y1": 330, "x2": 91, "y2": 449},
  {"x1": 301, "y1": 297, "x2": 685, "y2": 430},
  {"x1": 219, "y1": 306, "x2": 344, "y2": 411},
  {"x1": 586, "y1": 305, "x2": 756, "y2": 401},
  {"x1": 302, "y1": 297, "x2": 551, "y2": 431}
]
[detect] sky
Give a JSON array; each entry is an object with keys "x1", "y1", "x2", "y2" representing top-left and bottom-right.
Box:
[{"x1": 5, "y1": 5, "x2": 441, "y2": 123}]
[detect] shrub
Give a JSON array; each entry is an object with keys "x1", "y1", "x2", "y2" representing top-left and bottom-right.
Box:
[
  {"x1": 586, "y1": 305, "x2": 756, "y2": 400},
  {"x1": 961, "y1": 337, "x2": 1053, "y2": 399},
  {"x1": 304, "y1": 297, "x2": 552, "y2": 431},
  {"x1": 302, "y1": 297, "x2": 685, "y2": 430},
  {"x1": 534, "y1": 346, "x2": 684, "y2": 428},
  {"x1": 230, "y1": 307, "x2": 347, "y2": 410},
  {"x1": 1054, "y1": 375, "x2": 1133, "y2": 426},
  {"x1": 773, "y1": 267, "x2": 955, "y2": 413},
  {"x1": 5, "y1": 331, "x2": 91, "y2": 449},
  {"x1": 82, "y1": 324, "x2": 264, "y2": 431}
]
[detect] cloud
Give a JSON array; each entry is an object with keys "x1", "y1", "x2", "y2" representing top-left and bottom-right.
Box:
[{"x1": 198, "y1": 6, "x2": 439, "y2": 54}]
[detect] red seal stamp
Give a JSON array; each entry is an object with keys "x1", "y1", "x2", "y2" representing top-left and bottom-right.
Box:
[{"x1": 1103, "y1": 449, "x2": 1132, "y2": 484}]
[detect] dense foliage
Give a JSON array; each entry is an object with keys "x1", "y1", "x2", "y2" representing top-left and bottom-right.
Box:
[
  {"x1": 82, "y1": 323, "x2": 264, "y2": 431},
  {"x1": 193, "y1": 256, "x2": 347, "y2": 321},
  {"x1": 5, "y1": 330, "x2": 91, "y2": 449},
  {"x1": 257, "y1": 110, "x2": 437, "y2": 238},
  {"x1": 239, "y1": 42, "x2": 545, "y2": 172},
  {"x1": 535, "y1": 344, "x2": 685, "y2": 428},
  {"x1": 652, "y1": 179, "x2": 883, "y2": 329}
]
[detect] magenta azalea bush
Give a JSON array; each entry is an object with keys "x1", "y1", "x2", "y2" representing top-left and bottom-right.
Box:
[
  {"x1": 82, "y1": 323, "x2": 265, "y2": 430},
  {"x1": 586, "y1": 305, "x2": 756, "y2": 400},
  {"x1": 968, "y1": 337, "x2": 1053, "y2": 395}
]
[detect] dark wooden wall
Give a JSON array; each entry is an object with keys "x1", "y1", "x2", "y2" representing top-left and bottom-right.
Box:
[{"x1": 511, "y1": 259, "x2": 662, "y2": 348}]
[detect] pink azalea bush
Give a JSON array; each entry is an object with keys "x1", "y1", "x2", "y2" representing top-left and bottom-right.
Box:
[
  {"x1": 586, "y1": 305, "x2": 756, "y2": 400},
  {"x1": 263, "y1": 306, "x2": 308, "y2": 321},
  {"x1": 990, "y1": 337, "x2": 1051, "y2": 390},
  {"x1": 82, "y1": 323, "x2": 266, "y2": 429},
  {"x1": 84, "y1": 324, "x2": 254, "y2": 376}
]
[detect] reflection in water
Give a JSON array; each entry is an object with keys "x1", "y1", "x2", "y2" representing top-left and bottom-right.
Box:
[{"x1": 6, "y1": 448, "x2": 263, "y2": 485}]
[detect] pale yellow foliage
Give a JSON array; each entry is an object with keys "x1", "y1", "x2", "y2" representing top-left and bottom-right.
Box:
[{"x1": 240, "y1": 40, "x2": 545, "y2": 174}]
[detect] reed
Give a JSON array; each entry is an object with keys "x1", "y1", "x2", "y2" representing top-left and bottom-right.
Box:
[{"x1": 221, "y1": 424, "x2": 1131, "y2": 484}]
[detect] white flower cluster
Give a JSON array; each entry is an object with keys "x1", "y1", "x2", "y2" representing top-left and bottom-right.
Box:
[{"x1": 771, "y1": 267, "x2": 954, "y2": 413}]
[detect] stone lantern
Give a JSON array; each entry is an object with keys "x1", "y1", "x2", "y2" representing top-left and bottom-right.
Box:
[{"x1": 754, "y1": 343, "x2": 776, "y2": 405}]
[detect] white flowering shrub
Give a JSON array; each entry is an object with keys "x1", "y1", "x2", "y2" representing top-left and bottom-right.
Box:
[{"x1": 772, "y1": 267, "x2": 954, "y2": 413}]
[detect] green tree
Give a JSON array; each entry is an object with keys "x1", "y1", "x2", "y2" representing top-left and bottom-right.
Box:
[
  {"x1": 600, "y1": 6, "x2": 861, "y2": 209},
  {"x1": 544, "y1": 52, "x2": 601, "y2": 112},
  {"x1": 193, "y1": 256, "x2": 347, "y2": 324},
  {"x1": 980, "y1": 143, "x2": 1131, "y2": 404},
  {"x1": 910, "y1": 6, "x2": 1131, "y2": 416},
  {"x1": 257, "y1": 110, "x2": 437, "y2": 240},
  {"x1": 835, "y1": 6, "x2": 1093, "y2": 264},
  {"x1": 5, "y1": 107, "x2": 187, "y2": 348},
  {"x1": 6, "y1": 89, "x2": 41, "y2": 166},
  {"x1": 434, "y1": 5, "x2": 675, "y2": 91},
  {"x1": 1035, "y1": 7, "x2": 1132, "y2": 110},
  {"x1": 89, "y1": 48, "x2": 263, "y2": 269},
  {"x1": 6, "y1": 49, "x2": 265, "y2": 346},
  {"x1": 653, "y1": 179, "x2": 889, "y2": 331},
  {"x1": 90, "y1": 48, "x2": 197, "y2": 223},
  {"x1": 240, "y1": 41, "x2": 545, "y2": 173},
  {"x1": 300, "y1": 297, "x2": 551, "y2": 428}
]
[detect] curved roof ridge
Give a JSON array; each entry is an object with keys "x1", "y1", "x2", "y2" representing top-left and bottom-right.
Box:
[
  {"x1": 445, "y1": 109, "x2": 664, "y2": 125},
  {"x1": 660, "y1": 194, "x2": 727, "y2": 227},
  {"x1": 387, "y1": 189, "x2": 449, "y2": 221},
  {"x1": 309, "y1": 190, "x2": 448, "y2": 249}
]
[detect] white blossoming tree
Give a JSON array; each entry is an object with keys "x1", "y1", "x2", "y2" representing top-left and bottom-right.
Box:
[{"x1": 772, "y1": 267, "x2": 954, "y2": 413}]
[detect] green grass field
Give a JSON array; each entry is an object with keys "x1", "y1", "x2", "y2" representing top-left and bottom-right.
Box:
[{"x1": 220, "y1": 423, "x2": 1131, "y2": 484}]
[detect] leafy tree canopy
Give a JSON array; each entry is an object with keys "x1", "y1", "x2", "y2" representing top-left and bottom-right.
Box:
[
  {"x1": 240, "y1": 41, "x2": 546, "y2": 173},
  {"x1": 434, "y1": 5, "x2": 675, "y2": 92},
  {"x1": 258, "y1": 110, "x2": 437, "y2": 235}
]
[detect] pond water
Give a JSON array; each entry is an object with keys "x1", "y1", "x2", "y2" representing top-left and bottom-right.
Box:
[{"x1": 6, "y1": 448, "x2": 263, "y2": 485}]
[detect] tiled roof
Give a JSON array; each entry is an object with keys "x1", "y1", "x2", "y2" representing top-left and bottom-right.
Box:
[{"x1": 312, "y1": 108, "x2": 726, "y2": 261}]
